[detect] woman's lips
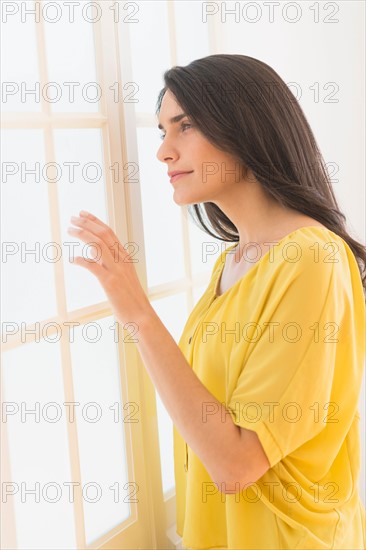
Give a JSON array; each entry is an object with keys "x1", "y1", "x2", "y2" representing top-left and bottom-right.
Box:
[{"x1": 170, "y1": 171, "x2": 193, "y2": 183}]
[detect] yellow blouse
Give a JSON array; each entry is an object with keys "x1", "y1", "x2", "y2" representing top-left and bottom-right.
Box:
[{"x1": 174, "y1": 226, "x2": 366, "y2": 549}]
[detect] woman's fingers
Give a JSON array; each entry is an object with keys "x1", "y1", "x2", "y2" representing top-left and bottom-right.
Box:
[
  {"x1": 67, "y1": 223, "x2": 116, "y2": 270},
  {"x1": 79, "y1": 211, "x2": 117, "y2": 239},
  {"x1": 68, "y1": 211, "x2": 150, "y2": 324},
  {"x1": 70, "y1": 215, "x2": 112, "y2": 241},
  {"x1": 71, "y1": 252, "x2": 107, "y2": 278},
  {"x1": 69, "y1": 213, "x2": 128, "y2": 260},
  {"x1": 68, "y1": 214, "x2": 131, "y2": 270}
]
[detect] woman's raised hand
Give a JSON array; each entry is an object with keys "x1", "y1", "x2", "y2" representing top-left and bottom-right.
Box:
[{"x1": 67, "y1": 210, "x2": 152, "y2": 325}]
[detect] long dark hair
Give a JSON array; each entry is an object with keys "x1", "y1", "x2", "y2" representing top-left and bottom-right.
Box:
[{"x1": 155, "y1": 54, "x2": 366, "y2": 296}]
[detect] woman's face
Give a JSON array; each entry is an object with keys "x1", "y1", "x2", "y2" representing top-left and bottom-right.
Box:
[{"x1": 156, "y1": 89, "x2": 246, "y2": 205}]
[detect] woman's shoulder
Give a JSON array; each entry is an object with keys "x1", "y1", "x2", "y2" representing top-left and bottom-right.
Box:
[
  {"x1": 270, "y1": 225, "x2": 350, "y2": 270},
  {"x1": 241, "y1": 225, "x2": 359, "y2": 302},
  {"x1": 265, "y1": 226, "x2": 364, "y2": 308}
]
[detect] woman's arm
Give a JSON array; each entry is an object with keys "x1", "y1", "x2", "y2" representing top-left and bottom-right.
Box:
[
  {"x1": 67, "y1": 210, "x2": 270, "y2": 492},
  {"x1": 135, "y1": 308, "x2": 270, "y2": 493}
]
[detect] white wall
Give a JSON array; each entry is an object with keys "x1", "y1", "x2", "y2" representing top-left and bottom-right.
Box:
[{"x1": 206, "y1": 0, "x2": 365, "y2": 504}]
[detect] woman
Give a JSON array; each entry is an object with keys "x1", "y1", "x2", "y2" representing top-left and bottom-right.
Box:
[{"x1": 68, "y1": 54, "x2": 366, "y2": 549}]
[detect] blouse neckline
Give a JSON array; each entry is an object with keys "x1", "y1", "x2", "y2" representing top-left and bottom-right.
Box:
[{"x1": 213, "y1": 226, "x2": 333, "y2": 299}]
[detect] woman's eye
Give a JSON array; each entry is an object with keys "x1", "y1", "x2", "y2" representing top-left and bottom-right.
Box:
[
  {"x1": 181, "y1": 123, "x2": 192, "y2": 131},
  {"x1": 159, "y1": 122, "x2": 193, "y2": 140}
]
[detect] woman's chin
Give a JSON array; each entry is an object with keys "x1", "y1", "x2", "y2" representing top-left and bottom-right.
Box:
[
  {"x1": 172, "y1": 190, "x2": 191, "y2": 206},
  {"x1": 172, "y1": 189, "x2": 203, "y2": 206}
]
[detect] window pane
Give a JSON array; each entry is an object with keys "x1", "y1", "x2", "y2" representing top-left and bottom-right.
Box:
[
  {"x1": 175, "y1": 0, "x2": 210, "y2": 66},
  {"x1": 1, "y1": 129, "x2": 58, "y2": 326},
  {"x1": 155, "y1": 391, "x2": 174, "y2": 494},
  {"x1": 69, "y1": 316, "x2": 130, "y2": 545},
  {"x1": 2, "y1": 340, "x2": 76, "y2": 549},
  {"x1": 151, "y1": 292, "x2": 188, "y2": 494},
  {"x1": 1, "y1": 0, "x2": 40, "y2": 112},
  {"x1": 193, "y1": 285, "x2": 207, "y2": 306},
  {"x1": 136, "y1": 127, "x2": 185, "y2": 287},
  {"x1": 126, "y1": 1, "x2": 171, "y2": 113},
  {"x1": 43, "y1": 3, "x2": 98, "y2": 112},
  {"x1": 53, "y1": 128, "x2": 108, "y2": 311}
]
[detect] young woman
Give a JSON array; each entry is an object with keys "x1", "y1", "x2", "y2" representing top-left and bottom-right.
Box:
[{"x1": 68, "y1": 54, "x2": 366, "y2": 549}]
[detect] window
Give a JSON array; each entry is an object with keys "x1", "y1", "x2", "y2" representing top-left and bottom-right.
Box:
[{"x1": 1, "y1": 1, "x2": 219, "y2": 547}]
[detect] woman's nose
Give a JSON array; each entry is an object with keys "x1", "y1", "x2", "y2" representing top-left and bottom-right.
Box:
[{"x1": 156, "y1": 137, "x2": 178, "y2": 163}]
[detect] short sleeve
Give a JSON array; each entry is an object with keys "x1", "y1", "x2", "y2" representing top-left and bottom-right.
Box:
[{"x1": 227, "y1": 245, "x2": 348, "y2": 468}]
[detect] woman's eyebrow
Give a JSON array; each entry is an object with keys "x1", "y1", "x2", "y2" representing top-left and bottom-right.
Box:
[{"x1": 157, "y1": 113, "x2": 187, "y2": 130}]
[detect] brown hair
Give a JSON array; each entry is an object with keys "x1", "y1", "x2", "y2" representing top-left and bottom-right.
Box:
[{"x1": 155, "y1": 54, "x2": 366, "y2": 297}]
